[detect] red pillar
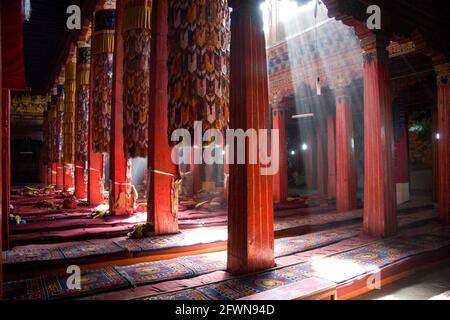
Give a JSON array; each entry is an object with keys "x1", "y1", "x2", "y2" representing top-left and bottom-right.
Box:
[
  {"x1": 147, "y1": 0, "x2": 179, "y2": 234},
  {"x1": 51, "y1": 163, "x2": 57, "y2": 185},
  {"x1": 191, "y1": 149, "x2": 203, "y2": 194},
  {"x1": 56, "y1": 163, "x2": 64, "y2": 190},
  {"x1": 305, "y1": 135, "x2": 315, "y2": 191},
  {"x1": 74, "y1": 44, "x2": 90, "y2": 200},
  {"x1": 2, "y1": 89, "x2": 10, "y2": 250},
  {"x1": 361, "y1": 33, "x2": 397, "y2": 237},
  {"x1": 42, "y1": 164, "x2": 48, "y2": 184},
  {"x1": 227, "y1": 0, "x2": 275, "y2": 274},
  {"x1": 110, "y1": 0, "x2": 132, "y2": 214},
  {"x1": 327, "y1": 113, "x2": 336, "y2": 198},
  {"x1": 435, "y1": 61, "x2": 450, "y2": 224},
  {"x1": 87, "y1": 21, "x2": 104, "y2": 206},
  {"x1": 432, "y1": 109, "x2": 438, "y2": 202},
  {"x1": 394, "y1": 101, "x2": 410, "y2": 205},
  {"x1": 316, "y1": 126, "x2": 327, "y2": 195},
  {"x1": 272, "y1": 106, "x2": 288, "y2": 203},
  {"x1": 0, "y1": 11, "x2": 2, "y2": 295},
  {"x1": 335, "y1": 85, "x2": 357, "y2": 211}
]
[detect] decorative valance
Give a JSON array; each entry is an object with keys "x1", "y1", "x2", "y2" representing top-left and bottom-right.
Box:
[
  {"x1": 122, "y1": 0, "x2": 152, "y2": 158},
  {"x1": 168, "y1": 0, "x2": 230, "y2": 140}
]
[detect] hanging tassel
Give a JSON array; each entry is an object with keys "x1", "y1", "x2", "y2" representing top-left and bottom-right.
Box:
[{"x1": 316, "y1": 77, "x2": 321, "y2": 96}]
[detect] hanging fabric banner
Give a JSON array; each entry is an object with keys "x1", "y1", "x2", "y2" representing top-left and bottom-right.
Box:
[
  {"x1": 92, "y1": 8, "x2": 116, "y2": 153},
  {"x1": 122, "y1": 0, "x2": 152, "y2": 158},
  {"x1": 54, "y1": 85, "x2": 64, "y2": 163},
  {"x1": 49, "y1": 89, "x2": 57, "y2": 163},
  {"x1": 167, "y1": 0, "x2": 231, "y2": 140},
  {"x1": 64, "y1": 60, "x2": 77, "y2": 164},
  {"x1": 76, "y1": 45, "x2": 91, "y2": 162},
  {"x1": 42, "y1": 107, "x2": 50, "y2": 165}
]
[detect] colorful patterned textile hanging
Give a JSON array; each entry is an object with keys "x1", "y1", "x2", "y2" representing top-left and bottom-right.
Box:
[
  {"x1": 92, "y1": 9, "x2": 116, "y2": 153},
  {"x1": 42, "y1": 107, "x2": 50, "y2": 165},
  {"x1": 54, "y1": 85, "x2": 64, "y2": 163},
  {"x1": 49, "y1": 91, "x2": 57, "y2": 163},
  {"x1": 64, "y1": 61, "x2": 77, "y2": 164},
  {"x1": 122, "y1": 0, "x2": 152, "y2": 158},
  {"x1": 167, "y1": 0, "x2": 230, "y2": 139},
  {"x1": 76, "y1": 46, "x2": 91, "y2": 162}
]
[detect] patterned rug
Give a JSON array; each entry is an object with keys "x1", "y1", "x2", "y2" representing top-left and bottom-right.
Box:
[
  {"x1": 146, "y1": 264, "x2": 310, "y2": 300},
  {"x1": 115, "y1": 253, "x2": 227, "y2": 287},
  {"x1": 307, "y1": 225, "x2": 450, "y2": 284},
  {"x1": 275, "y1": 226, "x2": 361, "y2": 257},
  {"x1": 142, "y1": 225, "x2": 450, "y2": 300},
  {"x1": 3, "y1": 278, "x2": 46, "y2": 300},
  {"x1": 114, "y1": 230, "x2": 228, "y2": 253},
  {"x1": 60, "y1": 242, "x2": 127, "y2": 259},
  {"x1": 115, "y1": 261, "x2": 195, "y2": 287},
  {"x1": 43, "y1": 266, "x2": 130, "y2": 300},
  {"x1": 2, "y1": 248, "x2": 64, "y2": 264}
]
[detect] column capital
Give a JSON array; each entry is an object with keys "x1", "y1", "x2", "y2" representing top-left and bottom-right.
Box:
[
  {"x1": 360, "y1": 32, "x2": 391, "y2": 64},
  {"x1": 434, "y1": 62, "x2": 450, "y2": 83}
]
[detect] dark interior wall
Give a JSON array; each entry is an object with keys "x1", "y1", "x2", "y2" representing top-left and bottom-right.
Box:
[{"x1": 11, "y1": 137, "x2": 42, "y2": 184}]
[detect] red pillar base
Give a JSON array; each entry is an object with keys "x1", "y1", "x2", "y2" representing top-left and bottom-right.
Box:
[
  {"x1": 56, "y1": 164, "x2": 64, "y2": 191},
  {"x1": 63, "y1": 163, "x2": 74, "y2": 191},
  {"x1": 75, "y1": 160, "x2": 87, "y2": 199}
]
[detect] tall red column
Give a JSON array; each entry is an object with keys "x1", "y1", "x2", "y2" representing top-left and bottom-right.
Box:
[
  {"x1": 2, "y1": 89, "x2": 10, "y2": 250},
  {"x1": 361, "y1": 33, "x2": 397, "y2": 237},
  {"x1": 63, "y1": 58, "x2": 76, "y2": 192},
  {"x1": 335, "y1": 85, "x2": 357, "y2": 212},
  {"x1": 191, "y1": 150, "x2": 203, "y2": 194},
  {"x1": 393, "y1": 101, "x2": 410, "y2": 205},
  {"x1": 74, "y1": 43, "x2": 90, "y2": 200},
  {"x1": 51, "y1": 163, "x2": 57, "y2": 185},
  {"x1": 110, "y1": 0, "x2": 132, "y2": 215},
  {"x1": 147, "y1": 0, "x2": 179, "y2": 234},
  {"x1": 316, "y1": 126, "x2": 327, "y2": 195},
  {"x1": 272, "y1": 106, "x2": 288, "y2": 203},
  {"x1": 56, "y1": 83, "x2": 65, "y2": 191},
  {"x1": 305, "y1": 135, "x2": 315, "y2": 191},
  {"x1": 0, "y1": 11, "x2": 2, "y2": 295},
  {"x1": 432, "y1": 109, "x2": 438, "y2": 202},
  {"x1": 435, "y1": 61, "x2": 450, "y2": 224},
  {"x1": 87, "y1": 9, "x2": 107, "y2": 206},
  {"x1": 227, "y1": 0, "x2": 274, "y2": 274},
  {"x1": 327, "y1": 113, "x2": 336, "y2": 198}
]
